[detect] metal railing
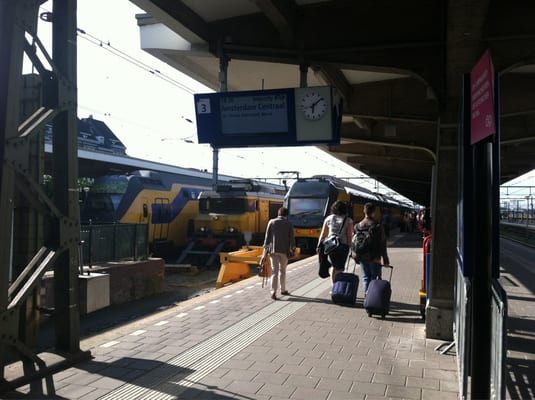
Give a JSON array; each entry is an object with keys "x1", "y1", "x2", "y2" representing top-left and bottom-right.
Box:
[
  {"x1": 454, "y1": 261, "x2": 472, "y2": 400},
  {"x1": 490, "y1": 279, "x2": 508, "y2": 400},
  {"x1": 80, "y1": 223, "x2": 149, "y2": 266}
]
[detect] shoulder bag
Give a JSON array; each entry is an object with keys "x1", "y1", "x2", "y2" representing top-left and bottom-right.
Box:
[{"x1": 322, "y1": 216, "x2": 347, "y2": 255}]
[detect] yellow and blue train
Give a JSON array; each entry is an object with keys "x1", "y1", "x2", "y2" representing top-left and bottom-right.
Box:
[
  {"x1": 81, "y1": 170, "x2": 211, "y2": 254},
  {"x1": 81, "y1": 170, "x2": 286, "y2": 260},
  {"x1": 285, "y1": 175, "x2": 411, "y2": 253}
]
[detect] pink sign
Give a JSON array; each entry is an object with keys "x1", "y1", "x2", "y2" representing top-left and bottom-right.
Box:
[{"x1": 470, "y1": 50, "x2": 496, "y2": 144}]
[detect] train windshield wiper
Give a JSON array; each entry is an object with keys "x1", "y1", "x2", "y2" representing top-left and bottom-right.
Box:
[{"x1": 294, "y1": 209, "x2": 322, "y2": 216}]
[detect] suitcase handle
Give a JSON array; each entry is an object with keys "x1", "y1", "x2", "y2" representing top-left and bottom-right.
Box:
[
  {"x1": 344, "y1": 255, "x2": 360, "y2": 275},
  {"x1": 381, "y1": 265, "x2": 393, "y2": 282}
]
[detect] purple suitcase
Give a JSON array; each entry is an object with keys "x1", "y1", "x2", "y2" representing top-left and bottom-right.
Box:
[{"x1": 364, "y1": 266, "x2": 393, "y2": 319}]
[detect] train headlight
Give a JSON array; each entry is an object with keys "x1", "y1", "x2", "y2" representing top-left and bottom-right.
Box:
[
  {"x1": 224, "y1": 226, "x2": 236, "y2": 233},
  {"x1": 199, "y1": 226, "x2": 208, "y2": 233}
]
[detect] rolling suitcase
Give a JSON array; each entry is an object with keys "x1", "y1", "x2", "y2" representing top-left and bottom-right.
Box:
[
  {"x1": 331, "y1": 258, "x2": 359, "y2": 306},
  {"x1": 364, "y1": 265, "x2": 393, "y2": 319}
]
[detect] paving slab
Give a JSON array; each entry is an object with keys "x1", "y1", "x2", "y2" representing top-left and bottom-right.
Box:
[{"x1": 2, "y1": 233, "x2": 463, "y2": 400}]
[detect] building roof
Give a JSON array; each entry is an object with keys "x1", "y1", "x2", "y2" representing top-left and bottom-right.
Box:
[{"x1": 131, "y1": 0, "x2": 535, "y2": 205}]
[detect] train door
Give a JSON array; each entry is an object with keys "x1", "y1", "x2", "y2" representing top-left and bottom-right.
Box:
[
  {"x1": 248, "y1": 198, "x2": 265, "y2": 244},
  {"x1": 269, "y1": 201, "x2": 280, "y2": 219},
  {"x1": 152, "y1": 197, "x2": 171, "y2": 241},
  {"x1": 254, "y1": 198, "x2": 263, "y2": 239}
]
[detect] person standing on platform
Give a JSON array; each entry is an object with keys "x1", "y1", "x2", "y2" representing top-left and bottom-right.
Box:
[
  {"x1": 261, "y1": 207, "x2": 296, "y2": 300},
  {"x1": 317, "y1": 200, "x2": 354, "y2": 284},
  {"x1": 354, "y1": 203, "x2": 390, "y2": 295}
]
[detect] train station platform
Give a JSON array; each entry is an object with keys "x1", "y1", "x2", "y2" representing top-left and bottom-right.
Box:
[
  {"x1": 5, "y1": 233, "x2": 460, "y2": 399},
  {"x1": 500, "y1": 238, "x2": 535, "y2": 400}
]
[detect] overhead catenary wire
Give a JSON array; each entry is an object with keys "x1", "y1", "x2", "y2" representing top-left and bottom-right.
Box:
[
  {"x1": 76, "y1": 28, "x2": 197, "y2": 94},
  {"x1": 38, "y1": 7, "x2": 533, "y2": 201},
  {"x1": 38, "y1": 3, "x2": 198, "y2": 95}
]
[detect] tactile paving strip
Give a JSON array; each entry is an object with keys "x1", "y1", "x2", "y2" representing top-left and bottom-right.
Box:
[{"x1": 99, "y1": 276, "x2": 329, "y2": 400}]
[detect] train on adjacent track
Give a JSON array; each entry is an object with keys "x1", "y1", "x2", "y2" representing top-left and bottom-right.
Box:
[
  {"x1": 285, "y1": 175, "x2": 412, "y2": 253},
  {"x1": 81, "y1": 170, "x2": 210, "y2": 255},
  {"x1": 81, "y1": 171, "x2": 412, "y2": 261},
  {"x1": 81, "y1": 170, "x2": 285, "y2": 261},
  {"x1": 177, "y1": 180, "x2": 285, "y2": 265}
]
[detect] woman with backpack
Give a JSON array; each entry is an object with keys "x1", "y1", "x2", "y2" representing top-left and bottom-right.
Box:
[
  {"x1": 353, "y1": 202, "x2": 390, "y2": 295},
  {"x1": 317, "y1": 200, "x2": 354, "y2": 283}
]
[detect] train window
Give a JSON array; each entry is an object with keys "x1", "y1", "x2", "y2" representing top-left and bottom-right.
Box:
[
  {"x1": 199, "y1": 198, "x2": 209, "y2": 212},
  {"x1": 181, "y1": 188, "x2": 199, "y2": 199},
  {"x1": 199, "y1": 197, "x2": 248, "y2": 214},
  {"x1": 139, "y1": 177, "x2": 164, "y2": 187},
  {"x1": 289, "y1": 181, "x2": 330, "y2": 197},
  {"x1": 91, "y1": 177, "x2": 128, "y2": 194},
  {"x1": 288, "y1": 198, "x2": 328, "y2": 217},
  {"x1": 84, "y1": 194, "x2": 121, "y2": 212},
  {"x1": 247, "y1": 200, "x2": 257, "y2": 212},
  {"x1": 143, "y1": 203, "x2": 148, "y2": 218},
  {"x1": 185, "y1": 189, "x2": 201, "y2": 199}
]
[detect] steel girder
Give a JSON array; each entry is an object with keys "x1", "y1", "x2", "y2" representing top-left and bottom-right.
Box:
[{"x1": 0, "y1": 0, "x2": 88, "y2": 391}]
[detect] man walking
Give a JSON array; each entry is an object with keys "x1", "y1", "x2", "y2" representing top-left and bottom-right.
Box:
[
  {"x1": 261, "y1": 207, "x2": 296, "y2": 300},
  {"x1": 354, "y1": 203, "x2": 390, "y2": 295}
]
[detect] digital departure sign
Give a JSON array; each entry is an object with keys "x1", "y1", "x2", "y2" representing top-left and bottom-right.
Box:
[
  {"x1": 219, "y1": 93, "x2": 289, "y2": 135},
  {"x1": 194, "y1": 86, "x2": 342, "y2": 147}
]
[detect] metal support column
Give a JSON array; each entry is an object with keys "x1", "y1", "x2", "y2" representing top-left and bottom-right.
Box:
[
  {"x1": 52, "y1": 0, "x2": 81, "y2": 353},
  {"x1": 212, "y1": 54, "x2": 229, "y2": 189},
  {"x1": 212, "y1": 146, "x2": 219, "y2": 189},
  {"x1": 470, "y1": 140, "x2": 493, "y2": 399},
  {"x1": 0, "y1": 1, "x2": 42, "y2": 380},
  {"x1": 426, "y1": 115, "x2": 457, "y2": 340},
  {"x1": 14, "y1": 75, "x2": 45, "y2": 355},
  {"x1": 0, "y1": 1, "x2": 89, "y2": 392},
  {"x1": 299, "y1": 63, "x2": 308, "y2": 88}
]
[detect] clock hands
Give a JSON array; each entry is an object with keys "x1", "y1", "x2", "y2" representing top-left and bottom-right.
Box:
[
  {"x1": 311, "y1": 97, "x2": 324, "y2": 114},
  {"x1": 312, "y1": 97, "x2": 324, "y2": 107},
  {"x1": 301, "y1": 97, "x2": 324, "y2": 111},
  {"x1": 300, "y1": 91, "x2": 326, "y2": 120}
]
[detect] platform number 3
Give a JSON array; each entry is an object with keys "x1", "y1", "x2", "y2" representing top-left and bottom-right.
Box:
[{"x1": 197, "y1": 99, "x2": 211, "y2": 114}]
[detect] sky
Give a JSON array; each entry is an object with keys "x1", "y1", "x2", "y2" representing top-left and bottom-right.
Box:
[
  {"x1": 33, "y1": 0, "x2": 391, "y2": 194},
  {"x1": 33, "y1": 0, "x2": 534, "y2": 205}
]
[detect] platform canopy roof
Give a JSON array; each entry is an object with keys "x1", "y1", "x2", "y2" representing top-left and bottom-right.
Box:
[{"x1": 132, "y1": 0, "x2": 535, "y2": 205}]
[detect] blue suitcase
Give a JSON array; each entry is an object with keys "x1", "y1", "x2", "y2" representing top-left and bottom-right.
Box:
[
  {"x1": 331, "y1": 260, "x2": 359, "y2": 305},
  {"x1": 364, "y1": 266, "x2": 393, "y2": 319}
]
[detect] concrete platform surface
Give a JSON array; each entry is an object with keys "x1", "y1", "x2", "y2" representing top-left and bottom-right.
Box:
[
  {"x1": 4, "y1": 233, "x2": 459, "y2": 399},
  {"x1": 500, "y1": 238, "x2": 535, "y2": 400}
]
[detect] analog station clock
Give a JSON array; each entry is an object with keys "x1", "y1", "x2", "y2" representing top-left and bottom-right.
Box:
[{"x1": 299, "y1": 90, "x2": 327, "y2": 121}]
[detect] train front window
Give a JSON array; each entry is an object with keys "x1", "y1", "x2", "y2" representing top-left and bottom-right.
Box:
[
  {"x1": 84, "y1": 194, "x2": 122, "y2": 212},
  {"x1": 289, "y1": 198, "x2": 328, "y2": 217},
  {"x1": 91, "y1": 176, "x2": 129, "y2": 195},
  {"x1": 289, "y1": 181, "x2": 330, "y2": 197},
  {"x1": 199, "y1": 197, "x2": 249, "y2": 214}
]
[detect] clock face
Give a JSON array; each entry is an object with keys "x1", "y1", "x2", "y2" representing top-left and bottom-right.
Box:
[{"x1": 300, "y1": 91, "x2": 327, "y2": 121}]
